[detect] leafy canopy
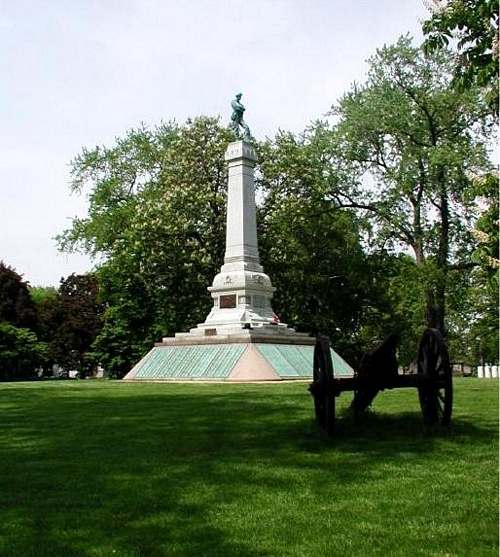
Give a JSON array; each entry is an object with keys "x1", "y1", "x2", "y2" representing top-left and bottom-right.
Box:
[
  {"x1": 422, "y1": 0, "x2": 499, "y2": 115},
  {"x1": 330, "y1": 35, "x2": 494, "y2": 334}
]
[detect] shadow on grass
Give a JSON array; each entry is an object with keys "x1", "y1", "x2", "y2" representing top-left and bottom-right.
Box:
[
  {"x1": 0, "y1": 381, "x2": 497, "y2": 556},
  {"x1": 316, "y1": 408, "x2": 497, "y2": 452}
]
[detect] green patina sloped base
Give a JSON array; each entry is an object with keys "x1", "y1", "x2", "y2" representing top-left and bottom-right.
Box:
[
  {"x1": 125, "y1": 343, "x2": 353, "y2": 381},
  {"x1": 131, "y1": 344, "x2": 246, "y2": 380}
]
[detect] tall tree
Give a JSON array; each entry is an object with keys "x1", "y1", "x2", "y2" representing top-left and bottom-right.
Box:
[
  {"x1": 422, "y1": 2, "x2": 498, "y2": 357},
  {"x1": 422, "y1": 0, "x2": 499, "y2": 115},
  {"x1": 59, "y1": 118, "x2": 232, "y2": 377},
  {"x1": 329, "y1": 36, "x2": 494, "y2": 334}
]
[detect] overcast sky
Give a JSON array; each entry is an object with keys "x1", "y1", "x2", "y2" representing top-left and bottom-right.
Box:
[{"x1": 1, "y1": 0, "x2": 428, "y2": 287}]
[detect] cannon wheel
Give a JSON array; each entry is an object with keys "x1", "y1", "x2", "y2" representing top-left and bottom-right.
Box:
[
  {"x1": 417, "y1": 328, "x2": 453, "y2": 427},
  {"x1": 313, "y1": 335, "x2": 335, "y2": 436}
]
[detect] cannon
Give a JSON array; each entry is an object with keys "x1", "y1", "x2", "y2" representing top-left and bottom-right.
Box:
[{"x1": 308, "y1": 328, "x2": 453, "y2": 437}]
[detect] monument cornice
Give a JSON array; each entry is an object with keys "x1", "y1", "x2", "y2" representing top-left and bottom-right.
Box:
[{"x1": 224, "y1": 140, "x2": 258, "y2": 163}]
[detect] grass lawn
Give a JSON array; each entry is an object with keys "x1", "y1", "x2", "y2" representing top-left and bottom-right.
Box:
[{"x1": 0, "y1": 377, "x2": 497, "y2": 556}]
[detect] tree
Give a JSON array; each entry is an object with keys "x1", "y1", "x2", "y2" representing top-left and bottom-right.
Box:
[
  {"x1": 470, "y1": 172, "x2": 499, "y2": 287},
  {"x1": 422, "y1": 1, "x2": 499, "y2": 356},
  {"x1": 59, "y1": 118, "x2": 232, "y2": 377},
  {"x1": 30, "y1": 285, "x2": 58, "y2": 309},
  {"x1": 422, "y1": 0, "x2": 499, "y2": 115},
  {"x1": 58, "y1": 122, "x2": 178, "y2": 258},
  {"x1": 0, "y1": 323, "x2": 48, "y2": 381},
  {"x1": 458, "y1": 171, "x2": 499, "y2": 364},
  {"x1": 0, "y1": 262, "x2": 39, "y2": 331},
  {"x1": 445, "y1": 264, "x2": 498, "y2": 365},
  {"x1": 29, "y1": 286, "x2": 58, "y2": 376},
  {"x1": 356, "y1": 252, "x2": 429, "y2": 368},
  {"x1": 257, "y1": 128, "x2": 385, "y2": 365},
  {"x1": 49, "y1": 274, "x2": 104, "y2": 378},
  {"x1": 329, "y1": 36, "x2": 494, "y2": 334},
  {"x1": 0, "y1": 263, "x2": 47, "y2": 379}
]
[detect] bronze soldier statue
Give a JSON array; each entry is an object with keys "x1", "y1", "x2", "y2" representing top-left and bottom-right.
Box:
[{"x1": 231, "y1": 93, "x2": 251, "y2": 141}]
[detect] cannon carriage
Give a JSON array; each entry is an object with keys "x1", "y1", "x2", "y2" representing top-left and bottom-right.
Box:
[{"x1": 309, "y1": 328, "x2": 453, "y2": 437}]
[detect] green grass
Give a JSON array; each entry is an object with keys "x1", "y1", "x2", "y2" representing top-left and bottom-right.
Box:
[{"x1": 0, "y1": 378, "x2": 497, "y2": 557}]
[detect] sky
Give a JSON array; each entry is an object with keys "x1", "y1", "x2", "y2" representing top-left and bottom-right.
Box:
[{"x1": 1, "y1": 0, "x2": 429, "y2": 287}]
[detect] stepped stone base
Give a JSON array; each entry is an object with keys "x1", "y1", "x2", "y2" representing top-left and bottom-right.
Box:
[{"x1": 123, "y1": 329, "x2": 354, "y2": 382}]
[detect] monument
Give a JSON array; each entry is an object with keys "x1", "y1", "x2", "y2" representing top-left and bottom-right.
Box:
[{"x1": 124, "y1": 95, "x2": 353, "y2": 381}]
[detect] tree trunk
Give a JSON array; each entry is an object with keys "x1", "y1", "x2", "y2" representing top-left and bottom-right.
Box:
[
  {"x1": 436, "y1": 170, "x2": 449, "y2": 334},
  {"x1": 411, "y1": 195, "x2": 440, "y2": 330}
]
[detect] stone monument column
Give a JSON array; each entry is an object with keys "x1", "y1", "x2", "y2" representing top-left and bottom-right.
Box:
[
  {"x1": 223, "y1": 141, "x2": 261, "y2": 270},
  {"x1": 198, "y1": 140, "x2": 278, "y2": 334}
]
